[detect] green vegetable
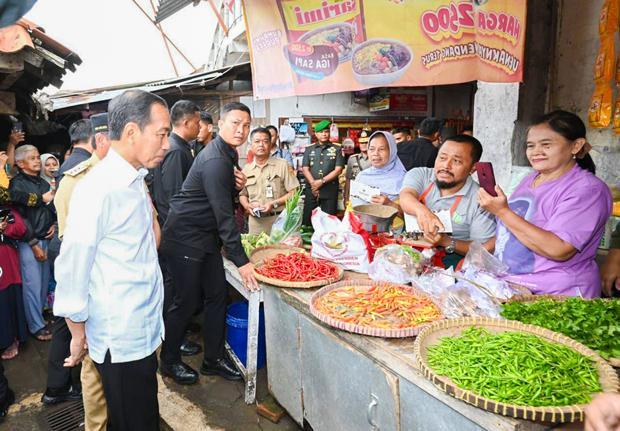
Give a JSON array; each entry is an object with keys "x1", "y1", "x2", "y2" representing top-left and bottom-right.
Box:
[
  {"x1": 400, "y1": 245, "x2": 421, "y2": 263},
  {"x1": 501, "y1": 298, "x2": 620, "y2": 360},
  {"x1": 427, "y1": 327, "x2": 602, "y2": 407},
  {"x1": 241, "y1": 232, "x2": 271, "y2": 256},
  {"x1": 270, "y1": 189, "x2": 303, "y2": 244}
]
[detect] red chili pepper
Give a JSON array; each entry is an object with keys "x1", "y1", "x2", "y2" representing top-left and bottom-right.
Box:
[{"x1": 257, "y1": 253, "x2": 339, "y2": 282}]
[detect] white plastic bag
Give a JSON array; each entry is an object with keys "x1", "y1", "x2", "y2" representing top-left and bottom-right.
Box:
[
  {"x1": 368, "y1": 245, "x2": 425, "y2": 284},
  {"x1": 311, "y1": 209, "x2": 369, "y2": 273}
]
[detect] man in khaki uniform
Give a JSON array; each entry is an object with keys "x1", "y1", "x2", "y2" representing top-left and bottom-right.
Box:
[
  {"x1": 240, "y1": 127, "x2": 299, "y2": 235},
  {"x1": 54, "y1": 114, "x2": 111, "y2": 431}
]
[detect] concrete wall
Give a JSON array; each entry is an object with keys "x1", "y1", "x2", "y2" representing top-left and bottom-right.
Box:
[
  {"x1": 552, "y1": 0, "x2": 620, "y2": 186},
  {"x1": 473, "y1": 82, "x2": 521, "y2": 190}
]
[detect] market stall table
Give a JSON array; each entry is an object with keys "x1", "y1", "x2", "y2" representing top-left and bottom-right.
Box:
[
  {"x1": 262, "y1": 282, "x2": 557, "y2": 431},
  {"x1": 223, "y1": 258, "x2": 263, "y2": 404}
]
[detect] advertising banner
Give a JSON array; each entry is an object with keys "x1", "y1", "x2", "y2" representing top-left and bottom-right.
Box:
[{"x1": 242, "y1": 0, "x2": 526, "y2": 100}]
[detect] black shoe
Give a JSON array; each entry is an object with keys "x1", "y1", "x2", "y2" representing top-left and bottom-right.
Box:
[
  {"x1": 180, "y1": 339, "x2": 202, "y2": 356},
  {"x1": 200, "y1": 357, "x2": 243, "y2": 381},
  {"x1": 160, "y1": 361, "x2": 199, "y2": 385},
  {"x1": 0, "y1": 388, "x2": 15, "y2": 421},
  {"x1": 41, "y1": 386, "x2": 81, "y2": 406},
  {"x1": 185, "y1": 321, "x2": 201, "y2": 334}
]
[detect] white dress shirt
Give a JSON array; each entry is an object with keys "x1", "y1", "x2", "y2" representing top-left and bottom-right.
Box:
[{"x1": 54, "y1": 149, "x2": 164, "y2": 364}]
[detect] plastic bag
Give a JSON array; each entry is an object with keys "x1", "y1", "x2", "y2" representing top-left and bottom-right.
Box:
[
  {"x1": 270, "y1": 190, "x2": 302, "y2": 244},
  {"x1": 368, "y1": 244, "x2": 425, "y2": 284},
  {"x1": 599, "y1": 0, "x2": 619, "y2": 36},
  {"x1": 462, "y1": 242, "x2": 508, "y2": 276},
  {"x1": 329, "y1": 122, "x2": 340, "y2": 143},
  {"x1": 594, "y1": 38, "x2": 615, "y2": 84},
  {"x1": 280, "y1": 233, "x2": 302, "y2": 248},
  {"x1": 588, "y1": 85, "x2": 612, "y2": 128},
  {"x1": 311, "y1": 208, "x2": 370, "y2": 272},
  {"x1": 414, "y1": 270, "x2": 501, "y2": 318}
]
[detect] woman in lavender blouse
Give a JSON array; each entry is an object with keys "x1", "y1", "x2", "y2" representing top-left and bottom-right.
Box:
[{"x1": 478, "y1": 110, "x2": 611, "y2": 298}]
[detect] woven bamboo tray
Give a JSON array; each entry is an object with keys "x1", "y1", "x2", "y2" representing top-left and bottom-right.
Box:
[
  {"x1": 249, "y1": 244, "x2": 305, "y2": 265},
  {"x1": 310, "y1": 279, "x2": 443, "y2": 338},
  {"x1": 414, "y1": 317, "x2": 620, "y2": 423},
  {"x1": 251, "y1": 246, "x2": 344, "y2": 289},
  {"x1": 504, "y1": 294, "x2": 620, "y2": 367}
]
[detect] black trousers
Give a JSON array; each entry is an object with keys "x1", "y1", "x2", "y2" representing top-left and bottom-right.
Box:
[
  {"x1": 302, "y1": 191, "x2": 338, "y2": 226},
  {"x1": 46, "y1": 318, "x2": 81, "y2": 390},
  {"x1": 159, "y1": 254, "x2": 174, "y2": 316},
  {"x1": 160, "y1": 251, "x2": 227, "y2": 365},
  {"x1": 95, "y1": 351, "x2": 159, "y2": 431},
  {"x1": 0, "y1": 361, "x2": 7, "y2": 403}
]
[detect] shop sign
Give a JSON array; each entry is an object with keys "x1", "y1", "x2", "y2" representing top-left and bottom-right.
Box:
[
  {"x1": 390, "y1": 91, "x2": 428, "y2": 113},
  {"x1": 243, "y1": 0, "x2": 526, "y2": 100}
]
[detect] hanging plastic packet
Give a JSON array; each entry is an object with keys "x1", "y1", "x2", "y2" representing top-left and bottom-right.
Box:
[
  {"x1": 329, "y1": 122, "x2": 340, "y2": 143},
  {"x1": 588, "y1": 85, "x2": 612, "y2": 128},
  {"x1": 599, "y1": 0, "x2": 619, "y2": 36},
  {"x1": 613, "y1": 98, "x2": 620, "y2": 133},
  {"x1": 594, "y1": 38, "x2": 615, "y2": 84}
]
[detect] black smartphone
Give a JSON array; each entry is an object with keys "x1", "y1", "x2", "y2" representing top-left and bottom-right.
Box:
[{"x1": 13, "y1": 121, "x2": 22, "y2": 133}]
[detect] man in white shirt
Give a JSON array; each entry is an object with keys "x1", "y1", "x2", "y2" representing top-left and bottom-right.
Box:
[{"x1": 54, "y1": 89, "x2": 171, "y2": 431}]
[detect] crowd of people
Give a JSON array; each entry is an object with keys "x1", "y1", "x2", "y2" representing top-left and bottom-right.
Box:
[{"x1": 0, "y1": 90, "x2": 618, "y2": 430}]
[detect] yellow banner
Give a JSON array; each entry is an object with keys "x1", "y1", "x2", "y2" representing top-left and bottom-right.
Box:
[{"x1": 243, "y1": 0, "x2": 527, "y2": 100}]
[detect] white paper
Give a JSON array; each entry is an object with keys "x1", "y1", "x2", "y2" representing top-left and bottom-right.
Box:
[
  {"x1": 350, "y1": 180, "x2": 380, "y2": 203},
  {"x1": 404, "y1": 209, "x2": 453, "y2": 233}
]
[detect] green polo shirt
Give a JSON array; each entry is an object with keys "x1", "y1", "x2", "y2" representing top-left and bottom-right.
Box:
[{"x1": 302, "y1": 142, "x2": 345, "y2": 199}]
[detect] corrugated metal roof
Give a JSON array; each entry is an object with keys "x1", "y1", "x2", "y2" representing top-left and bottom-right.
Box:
[
  {"x1": 50, "y1": 61, "x2": 252, "y2": 111},
  {"x1": 155, "y1": 0, "x2": 195, "y2": 23}
]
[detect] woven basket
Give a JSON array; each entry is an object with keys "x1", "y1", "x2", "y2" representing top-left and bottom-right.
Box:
[
  {"x1": 249, "y1": 244, "x2": 306, "y2": 265},
  {"x1": 504, "y1": 294, "x2": 620, "y2": 367},
  {"x1": 251, "y1": 246, "x2": 344, "y2": 289},
  {"x1": 414, "y1": 317, "x2": 620, "y2": 423},
  {"x1": 310, "y1": 279, "x2": 443, "y2": 338}
]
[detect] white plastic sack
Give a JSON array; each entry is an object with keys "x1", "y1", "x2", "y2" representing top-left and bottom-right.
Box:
[{"x1": 310, "y1": 208, "x2": 369, "y2": 273}]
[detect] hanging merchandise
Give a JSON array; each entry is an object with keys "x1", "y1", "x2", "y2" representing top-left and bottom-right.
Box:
[
  {"x1": 594, "y1": 38, "x2": 615, "y2": 84},
  {"x1": 342, "y1": 137, "x2": 355, "y2": 155},
  {"x1": 588, "y1": 85, "x2": 612, "y2": 128},
  {"x1": 599, "y1": 0, "x2": 619, "y2": 36},
  {"x1": 590, "y1": 0, "x2": 617, "y2": 130},
  {"x1": 613, "y1": 98, "x2": 620, "y2": 133},
  {"x1": 348, "y1": 128, "x2": 361, "y2": 146},
  {"x1": 329, "y1": 122, "x2": 340, "y2": 143}
]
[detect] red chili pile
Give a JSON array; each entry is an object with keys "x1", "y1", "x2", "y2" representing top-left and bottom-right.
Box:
[{"x1": 256, "y1": 252, "x2": 340, "y2": 282}]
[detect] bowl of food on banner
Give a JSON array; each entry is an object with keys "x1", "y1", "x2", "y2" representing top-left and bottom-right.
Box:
[
  {"x1": 352, "y1": 38, "x2": 412, "y2": 85},
  {"x1": 299, "y1": 23, "x2": 356, "y2": 63}
]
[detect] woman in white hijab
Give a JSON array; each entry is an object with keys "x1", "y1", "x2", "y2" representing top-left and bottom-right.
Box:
[{"x1": 39, "y1": 153, "x2": 59, "y2": 188}]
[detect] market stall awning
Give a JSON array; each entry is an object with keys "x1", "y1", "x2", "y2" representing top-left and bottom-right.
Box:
[
  {"x1": 50, "y1": 61, "x2": 252, "y2": 112},
  {"x1": 0, "y1": 18, "x2": 81, "y2": 113},
  {"x1": 154, "y1": 0, "x2": 195, "y2": 23}
]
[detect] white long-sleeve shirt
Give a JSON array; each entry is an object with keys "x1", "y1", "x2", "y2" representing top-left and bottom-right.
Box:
[{"x1": 54, "y1": 149, "x2": 164, "y2": 364}]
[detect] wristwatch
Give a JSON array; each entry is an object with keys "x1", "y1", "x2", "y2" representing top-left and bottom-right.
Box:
[
  {"x1": 273, "y1": 202, "x2": 279, "y2": 210},
  {"x1": 445, "y1": 238, "x2": 456, "y2": 254}
]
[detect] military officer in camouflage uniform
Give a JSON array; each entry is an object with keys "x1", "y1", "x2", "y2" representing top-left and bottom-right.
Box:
[{"x1": 301, "y1": 120, "x2": 345, "y2": 226}]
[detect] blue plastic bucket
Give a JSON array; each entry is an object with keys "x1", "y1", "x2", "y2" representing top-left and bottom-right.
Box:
[{"x1": 226, "y1": 301, "x2": 266, "y2": 369}]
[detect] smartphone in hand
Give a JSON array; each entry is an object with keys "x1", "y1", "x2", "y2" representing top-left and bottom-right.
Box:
[{"x1": 475, "y1": 162, "x2": 497, "y2": 196}]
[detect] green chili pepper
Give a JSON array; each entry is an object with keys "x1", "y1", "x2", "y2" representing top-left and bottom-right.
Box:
[{"x1": 427, "y1": 327, "x2": 602, "y2": 407}]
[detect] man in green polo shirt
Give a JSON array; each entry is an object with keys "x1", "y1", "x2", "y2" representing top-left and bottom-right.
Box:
[{"x1": 302, "y1": 120, "x2": 345, "y2": 226}]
